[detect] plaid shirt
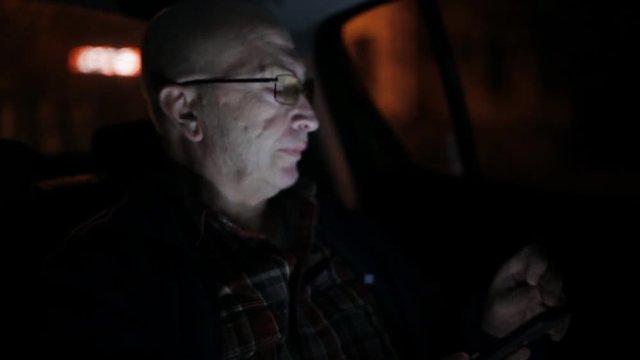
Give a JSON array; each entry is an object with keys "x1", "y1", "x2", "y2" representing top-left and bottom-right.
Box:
[{"x1": 196, "y1": 186, "x2": 397, "y2": 360}]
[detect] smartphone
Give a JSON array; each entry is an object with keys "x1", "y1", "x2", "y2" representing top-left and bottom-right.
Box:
[{"x1": 472, "y1": 306, "x2": 571, "y2": 360}]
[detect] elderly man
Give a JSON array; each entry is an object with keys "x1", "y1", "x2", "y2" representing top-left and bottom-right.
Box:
[{"x1": 45, "y1": 1, "x2": 566, "y2": 359}]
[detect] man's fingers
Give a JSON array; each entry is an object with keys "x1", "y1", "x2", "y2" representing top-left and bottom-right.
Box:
[
  {"x1": 493, "y1": 286, "x2": 541, "y2": 319},
  {"x1": 485, "y1": 286, "x2": 544, "y2": 337},
  {"x1": 490, "y1": 246, "x2": 547, "y2": 293},
  {"x1": 505, "y1": 347, "x2": 531, "y2": 360},
  {"x1": 524, "y1": 249, "x2": 548, "y2": 287},
  {"x1": 549, "y1": 314, "x2": 572, "y2": 341},
  {"x1": 539, "y1": 267, "x2": 564, "y2": 307}
]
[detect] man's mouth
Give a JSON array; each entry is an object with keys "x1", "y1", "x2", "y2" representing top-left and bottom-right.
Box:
[{"x1": 278, "y1": 146, "x2": 306, "y2": 157}]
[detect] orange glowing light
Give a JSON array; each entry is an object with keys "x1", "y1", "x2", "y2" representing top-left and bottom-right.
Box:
[{"x1": 69, "y1": 46, "x2": 141, "y2": 77}]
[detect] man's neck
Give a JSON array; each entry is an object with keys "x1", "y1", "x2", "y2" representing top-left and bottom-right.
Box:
[
  {"x1": 202, "y1": 180, "x2": 271, "y2": 232},
  {"x1": 171, "y1": 155, "x2": 278, "y2": 233},
  {"x1": 219, "y1": 198, "x2": 267, "y2": 231}
]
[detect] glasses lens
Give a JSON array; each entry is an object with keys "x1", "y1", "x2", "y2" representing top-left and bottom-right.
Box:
[{"x1": 275, "y1": 75, "x2": 300, "y2": 105}]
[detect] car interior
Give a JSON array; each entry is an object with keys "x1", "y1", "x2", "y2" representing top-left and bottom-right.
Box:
[{"x1": 2, "y1": 0, "x2": 638, "y2": 358}]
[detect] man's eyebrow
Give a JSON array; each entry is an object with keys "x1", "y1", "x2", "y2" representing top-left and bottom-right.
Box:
[
  {"x1": 252, "y1": 55, "x2": 306, "y2": 78},
  {"x1": 248, "y1": 65, "x2": 293, "y2": 80},
  {"x1": 250, "y1": 63, "x2": 275, "y2": 75}
]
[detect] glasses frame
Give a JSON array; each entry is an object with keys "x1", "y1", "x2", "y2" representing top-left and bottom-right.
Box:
[{"x1": 174, "y1": 74, "x2": 313, "y2": 105}]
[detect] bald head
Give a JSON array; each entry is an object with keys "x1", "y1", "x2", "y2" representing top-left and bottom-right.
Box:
[
  {"x1": 138, "y1": 0, "x2": 317, "y2": 209},
  {"x1": 141, "y1": 0, "x2": 289, "y2": 123}
]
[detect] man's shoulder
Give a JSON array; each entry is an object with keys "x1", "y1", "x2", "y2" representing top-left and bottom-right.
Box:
[
  {"x1": 47, "y1": 204, "x2": 143, "y2": 274},
  {"x1": 48, "y1": 188, "x2": 185, "y2": 269},
  {"x1": 50, "y1": 161, "x2": 209, "y2": 270}
]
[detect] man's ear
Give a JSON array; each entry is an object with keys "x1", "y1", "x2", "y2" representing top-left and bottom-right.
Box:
[{"x1": 158, "y1": 85, "x2": 204, "y2": 142}]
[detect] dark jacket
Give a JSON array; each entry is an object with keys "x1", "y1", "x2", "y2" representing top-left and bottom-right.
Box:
[
  {"x1": 45, "y1": 163, "x2": 223, "y2": 359},
  {"x1": 44, "y1": 162, "x2": 457, "y2": 359}
]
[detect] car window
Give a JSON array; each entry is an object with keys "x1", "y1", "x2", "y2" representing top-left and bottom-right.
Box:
[
  {"x1": 343, "y1": 0, "x2": 574, "y2": 181},
  {"x1": 341, "y1": 0, "x2": 640, "y2": 199},
  {"x1": 343, "y1": 0, "x2": 456, "y2": 175}
]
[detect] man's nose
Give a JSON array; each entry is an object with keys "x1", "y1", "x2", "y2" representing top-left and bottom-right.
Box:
[{"x1": 290, "y1": 97, "x2": 319, "y2": 132}]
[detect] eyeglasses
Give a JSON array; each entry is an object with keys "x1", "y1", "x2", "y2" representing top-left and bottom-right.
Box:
[{"x1": 175, "y1": 74, "x2": 313, "y2": 105}]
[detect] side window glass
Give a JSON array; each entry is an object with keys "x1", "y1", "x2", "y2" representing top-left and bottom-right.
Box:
[
  {"x1": 342, "y1": 0, "x2": 587, "y2": 191},
  {"x1": 343, "y1": 0, "x2": 457, "y2": 175}
]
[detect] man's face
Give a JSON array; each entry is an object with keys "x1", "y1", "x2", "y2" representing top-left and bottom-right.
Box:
[{"x1": 195, "y1": 25, "x2": 319, "y2": 200}]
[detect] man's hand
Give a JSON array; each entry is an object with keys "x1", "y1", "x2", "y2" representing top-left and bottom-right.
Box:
[{"x1": 482, "y1": 246, "x2": 570, "y2": 340}]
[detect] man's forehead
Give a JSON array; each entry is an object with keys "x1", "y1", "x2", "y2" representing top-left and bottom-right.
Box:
[
  {"x1": 247, "y1": 25, "x2": 293, "y2": 47},
  {"x1": 211, "y1": 25, "x2": 306, "y2": 78},
  {"x1": 144, "y1": 0, "x2": 303, "y2": 80}
]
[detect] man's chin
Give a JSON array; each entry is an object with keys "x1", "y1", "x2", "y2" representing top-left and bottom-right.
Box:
[{"x1": 276, "y1": 167, "x2": 299, "y2": 190}]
